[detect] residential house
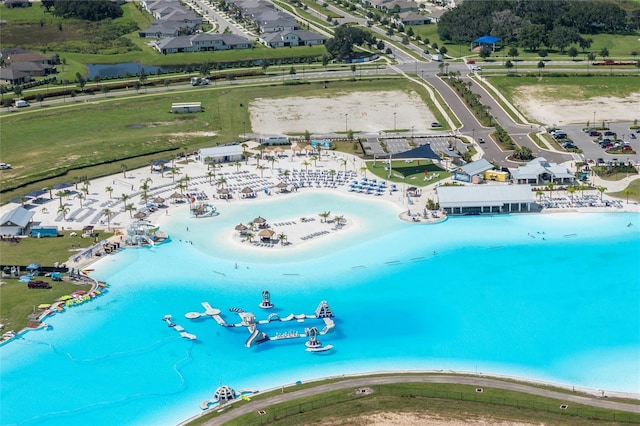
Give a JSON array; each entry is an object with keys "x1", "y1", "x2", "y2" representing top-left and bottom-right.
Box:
[
  {"x1": 139, "y1": 20, "x2": 198, "y2": 38},
  {"x1": 261, "y1": 30, "x2": 326, "y2": 48},
  {"x1": 397, "y1": 12, "x2": 431, "y2": 26},
  {"x1": 0, "y1": 68, "x2": 30, "y2": 85},
  {"x1": 509, "y1": 157, "x2": 575, "y2": 185},
  {"x1": 155, "y1": 33, "x2": 251, "y2": 54},
  {"x1": 260, "y1": 18, "x2": 299, "y2": 33}
]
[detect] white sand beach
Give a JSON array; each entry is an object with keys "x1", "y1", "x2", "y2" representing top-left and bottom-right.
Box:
[{"x1": 2, "y1": 141, "x2": 638, "y2": 271}]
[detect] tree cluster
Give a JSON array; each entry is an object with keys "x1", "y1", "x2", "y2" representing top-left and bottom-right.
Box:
[
  {"x1": 42, "y1": 0, "x2": 124, "y2": 21},
  {"x1": 325, "y1": 25, "x2": 376, "y2": 59},
  {"x1": 438, "y1": 0, "x2": 630, "y2": 50}
]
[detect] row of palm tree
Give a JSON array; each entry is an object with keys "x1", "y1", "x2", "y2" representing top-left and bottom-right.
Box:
[{"x1": 537, "y1": 182, "x2": 608, "y2": 202}]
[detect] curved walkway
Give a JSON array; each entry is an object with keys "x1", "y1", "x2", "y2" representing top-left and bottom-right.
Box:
[{"x1": 188, "y1": 374, "x2": 640, "y2": 425}]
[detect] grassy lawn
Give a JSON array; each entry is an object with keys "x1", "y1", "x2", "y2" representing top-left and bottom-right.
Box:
[
  {"x1": 0, "y1": 78, "x2": 440, "y2": 203},
  {"x1": 190, "y1": 380, "x2": 640, "y2": 425},
  {"x1": 0, "y1": 278, "x2": 93, "y2": 331},
  {"x1": 608, "y1": 179, "x2": 640, "y2": 204},
  {"x1": 0, "y1": 229, "x2": 106, "y2": 330},
  {"x1": 366, "y1": 159, "x2": 449, "y2": 186}
]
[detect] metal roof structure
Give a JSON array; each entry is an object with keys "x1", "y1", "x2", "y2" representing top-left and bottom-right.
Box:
[
  {"x1": 458, "y1": 158, "x2": 494, "y2": 176},
  {"x1": 437, "y1": 184, "x2": 534, "y2": 208}
]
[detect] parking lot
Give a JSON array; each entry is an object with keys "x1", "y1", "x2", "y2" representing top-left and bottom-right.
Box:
[
  {"x1": 363, "y1": 136, "x2": 466, "y2": 158},
  {"x1": 553, "y1": 122, "x2": 640, "y2": 164}
]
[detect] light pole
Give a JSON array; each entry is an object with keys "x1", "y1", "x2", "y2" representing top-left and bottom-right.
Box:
[
  {"x1": 345, "y1": 113, "x2": 348, "y2": 132},
  {"x1": 393, "y1": 112, "x2": 397, "y2": 132},
  {"x1": 472, "y1": 128, "x2": 475, "y2": 142},
  {"x1": 593, "y1": 111, "x2": 596, "y2": 128},
  {"x1": 420, "y1": 70, "x2": 424, "y2": 81},
  {"x1": 411, "y1": 125, "x2": 414, "y2": 141}
]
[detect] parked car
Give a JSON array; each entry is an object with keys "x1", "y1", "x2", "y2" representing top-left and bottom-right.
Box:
[
  {"x1": 431, "y1": 122, "x2": 442, "y2": 128},
  {"x1": 630, "y1": 133, "x2": 636, "y2": 139},
  {"x1": 589, "y1": 130, "x2": 601, "y2": 137},
  {"x1": 478, "y1": 137, "x2": 485, "y2": 143},
  {"x1": 15, "y1": 99, "x2": 29, "y2": 108},
  {"x1": 471, "y1": 66, "x2": 482, "y2": 72},
  {"x1": 0, "y1": 163, "x2": 11, "y2": 170},
  {"x1": 603, "y1": 131, "x2": 616, "y2": 137},
  {"x1": 28, "y1": 280, "x2": 51, "y2": 289},
  {"x1": 622, "y1": 145, "x2": 633, "y2": 151}
]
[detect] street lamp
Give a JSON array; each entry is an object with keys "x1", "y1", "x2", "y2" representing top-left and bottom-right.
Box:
[
  {"x1": 472, "y1": 128, "x2": 475, "y2": 142},
  {"x1": 345, "y1": 113, "x2": 348, "y2": 132},
  {"x1": 393, "y1": 112, "x2": 397, "y2": 132},
  {"x1": 593, "y1": 111, "x2": 596, "y2": 128}
]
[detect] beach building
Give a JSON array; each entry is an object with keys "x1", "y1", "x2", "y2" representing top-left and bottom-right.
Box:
[
  {"x1": 509, "y1": 158, "x2": 575, "y2": 185},
  {"x1": 453, "y1": 158, "x2": 494, "y2": 183},
  {"x1": 437, "y1": 184, "x2": 535, "y2": 215},
  {"x1": 0, "y1": 205, "x2": 35, "y2": 236},
  {"x1": 197, "y1": 145, "x2": 244, "y2": 164}
]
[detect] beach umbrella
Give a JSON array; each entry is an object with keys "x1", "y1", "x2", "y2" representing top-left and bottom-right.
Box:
[
  {"x1": 273, "y1": 146, "x2": 284, "y2": 153},
  {"x1": 234, "y1": 223, "x2": 248, "y2": 232},
  {"x1": 153, "y1": 196, "x2": 165, "y2": 204},
  {"x1": 241, "y1": 187, "x2": 254, "y2": 194},
  {"x1": 276, "y1": 182, "x2": 288, "y2": 189},
  {"x1": 134, "y1": 211, "x2": 147, "y2": 219},
  {"x1": 253, "y1": 216, "x2": 267, "y2": 225},
  {"x1": 169, "y1": 192, "x2": 183, "y2": 199}
]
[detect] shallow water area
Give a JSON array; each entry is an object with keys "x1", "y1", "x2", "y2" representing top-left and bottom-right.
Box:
[{"x1": 1, "y1": 192, "x2": 639, "y2": 426}]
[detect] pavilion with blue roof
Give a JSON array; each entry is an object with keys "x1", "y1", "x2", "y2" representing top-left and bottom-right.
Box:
[{"x1": 471, "y1": 35, "x2": 501, "y2": 52}]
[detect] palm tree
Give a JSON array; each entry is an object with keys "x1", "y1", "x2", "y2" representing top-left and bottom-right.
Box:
[
  {"x1": 57, "y1": 204, "x2": 70, "y2": 220},
  {"x1": 105, "y1": 186, "x2": 114, "y2": 199},
  {"x1": 318, "y1": 211, "x2": 331, "y2": 223},
  {"x1": 546, "y1": 182, "x2": 555, "y2": 200},
  {"x1": 216, "y1": 176, "x2": 227, "y2": 189},
  {"x1": 46, "y1": 185, "x2": 54, "y2": 200},
  {"x1": 244, "y1": 231, "x2": 254, "y2": 243},
  {"x1": 175, "y1": 181, "x2": 187, "y2": 194},
  {"x1": 181, "y1": 174, "x2": 190, "y2": 192},
  {"x1": 328, "y1": 169, "x2": 336, "y2": 181},
  {"x1": 567, "y1": 185, "x2": 576, "y2": 203},
  {"x1": 121, "y1": 163, "x2": 128, "y2": 178},
  {"x1": 207, "y1": 170, "x2": 215, "y2": 185},
  {"x1": 278, "y1": 232, "x2": 287, "y2": 246},
  {"x1": 333, "y1": 215, "x2": 345, "y2": 228},
  {"x1": 256, "y1": 164, "x2": 266, "y2": 177},
  {"x1": 268, "y1": 156, "x2": 278, "y2": 170},
  {"x1": 283, "y1": 169, "x2": 290, "y2": 180},
  {"x1": 535, "y1": 190, "x2": 544, "y2": 200},
  {"x1": 623, "y1": 189, "x2": 634, "y2": 204},
  {"x1": 169, "y1": 167, "x2": 180, "y2": 183},
  {"x1": 102, "y1": 208, "x2": 113, "y2": 232},
  {"x1": 310, "y1": 155, "x2": 318, "y2": 167},
  {"x1": 55, "y1": 190, "x2": 66, "y2": 207},
  {"x1": 302, "y1": 160, "x2": 311, "y2": 171},
  {"x1": 598, "y1": 186, "x2": 607, "y2": 202},
  {"x1": 141, "y1": 192, "x2": 151, "y2": 207},
  {"x1": 124, "y1": 203, "x2": 136, "y2": 218},
  {"x1": 359, "y1": 165, "x2": 368, "y2": 177},
  {"x1": 233, "y1": 160, "x2": 242, "y2": 171},
  {"x1": 76, "y1": 192, "x2": 85, "y2": 208},
  {"x1": 120, "y1": 193, "x2": 129, "y2": 206},
  {"x1": 340, "y1": 159, "x2": 348, "y2": 172}
]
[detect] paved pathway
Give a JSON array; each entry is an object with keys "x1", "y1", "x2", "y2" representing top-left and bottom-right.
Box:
[{"x1": 187, "y1": 374, "x2": 640, "y2": 425}]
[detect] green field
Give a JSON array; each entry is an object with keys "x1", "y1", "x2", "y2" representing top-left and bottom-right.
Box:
[
  {"x1": 0, "y1": 78, "x2": 445, "y2": 203},
  {"x1": 189, "y1": 379, "x2": 640, "y2": 425},
  {"x1": 485, "y1": 74, "x2": 640, "y2": 103}
]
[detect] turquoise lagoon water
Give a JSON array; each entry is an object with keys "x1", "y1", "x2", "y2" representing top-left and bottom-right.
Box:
[{"x1": 1, "y1": 191, "x2": 639, "y2": 426}]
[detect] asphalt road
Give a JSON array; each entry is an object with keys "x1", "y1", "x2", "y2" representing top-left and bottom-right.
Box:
[{"x1": 187, "y1": 374, "x2": 640, "y2": 425}]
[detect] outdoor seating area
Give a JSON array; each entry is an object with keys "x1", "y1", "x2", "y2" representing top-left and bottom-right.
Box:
[
  {"x1": 539, "y1": 194, "x2": 624, "y2": 209},
  {"x1": 348, "y1": 178, "x2": 391, "y2": 195},
  {"x1": 278, "y1": 169, "x2": 358, "y2": 189}
]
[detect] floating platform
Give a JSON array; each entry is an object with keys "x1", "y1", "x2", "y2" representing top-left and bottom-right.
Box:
[{"x1": 306, "y1": 344, "x2": 333, "y2": 352}]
